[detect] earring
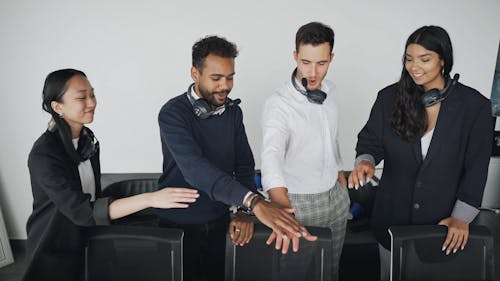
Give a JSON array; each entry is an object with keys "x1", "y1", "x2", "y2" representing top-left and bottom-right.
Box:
[{"x1": 58, "y1": 112, "x2": 63, "y2": 118}]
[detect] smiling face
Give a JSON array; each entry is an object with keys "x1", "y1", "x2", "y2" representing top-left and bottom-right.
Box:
[
  {"x1": 51, "y1": 75, "x2": 96, "y2": 138},
  {"x1": 191, "y1": 54, "x2": 235, "y2": 109},
  {"x1": 405, "y1": 43, "x2": 445, "y2": 92},
  {"x1": 294, "y1": 42, "x2": 333, "y2": 91}
]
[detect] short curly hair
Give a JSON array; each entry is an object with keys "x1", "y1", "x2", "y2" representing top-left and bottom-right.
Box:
[{"x1": 192, "y1": 36, "x2": 238, "y2": 71}]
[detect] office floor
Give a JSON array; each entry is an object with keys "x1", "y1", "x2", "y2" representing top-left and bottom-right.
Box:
[{"x1": 0, "y1": 241, "x2": 27, "y2": 281}]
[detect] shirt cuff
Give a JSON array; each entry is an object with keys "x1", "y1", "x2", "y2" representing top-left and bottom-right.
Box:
[
  {"x1": 93, "y1": 197, "x2": 112, "y2": 225},
  {"x1": 451, "y1": 199, "x2": 479, "y2": 223},
  {"x1": 354, "y1": 154, "x2": 375, "y2": 167}
]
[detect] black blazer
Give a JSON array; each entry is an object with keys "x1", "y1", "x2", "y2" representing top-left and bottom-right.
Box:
[
  {"x1": 23, "y1": 129, "x2": 110, "y2": 281},
  {"x1": 356, "y1": 82, "x2": 493, "y2": 249}
]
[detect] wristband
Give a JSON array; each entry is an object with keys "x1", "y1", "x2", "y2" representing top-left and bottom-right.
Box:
[
  {"x1": 249, "y1": 195, "x2": 261, "y2": 210},
  {"x1": 240, "y1": 193, "x2": 261, "y2": 215}
]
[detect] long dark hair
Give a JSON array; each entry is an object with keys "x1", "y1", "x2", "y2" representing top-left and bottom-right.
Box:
[
  {"x1": 391, "y1": 26, "x2": 453, "y2": 141},
  {"x1": 42, "y1": 69, "x2": 87, "y2": 163}
]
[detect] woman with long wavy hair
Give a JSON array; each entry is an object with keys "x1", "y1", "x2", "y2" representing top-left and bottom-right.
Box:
[{"x1": 348, "y1": 26, "x2": 493, "y2": 280}]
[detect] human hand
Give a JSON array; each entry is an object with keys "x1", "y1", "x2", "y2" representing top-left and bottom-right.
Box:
[
  {"x1": 338, "y1": 170, "x2": 347, "y2": 187},
  {"x1": 252, "y1": 199, "x2": 317, "y2": 253},
  {"x1": 229, "y1": 211, "x2": 254, "y2": 246},
  {"x1": 348, "y1": 160, "x2": 375, "y2": 189},
  {"x1": 266, "y1": 229, "x2": 308, "y2": 254},
  {"x1": 149, "y1": 187, "x2": 199, "y2": 209},
  {"x1": 438, "y1": 217, "x2": 469, "y2": 255}
]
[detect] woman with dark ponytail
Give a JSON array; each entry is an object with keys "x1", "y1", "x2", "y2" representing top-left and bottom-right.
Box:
[
  {"x1": 23, "y1": 69, "x2": 199, "y2": 281},
  {"x1": 348, "y1": 26, "x2": 493, "y2": 280}
]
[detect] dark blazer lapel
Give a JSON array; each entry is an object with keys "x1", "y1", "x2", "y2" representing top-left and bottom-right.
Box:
[
  {"x1": 412, "y1": 138, "x2": 423, "y2": 165},
  {"x1": 421, "y1": 93, "x2": 462, "y2": 169}
]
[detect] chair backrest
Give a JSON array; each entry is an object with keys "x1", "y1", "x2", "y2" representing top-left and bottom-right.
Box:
[
  {"x1": 101, "y1": 178, "x2": 158, "y2": 198},
  {"x1": 225, "y1": 223, "x2": 333, "y2": 281},
  {"x1": 389, "y1": 225, "x2": 495, "y2": 281},
  {"x1": 101, "y1": 179, "x2": 160, "y2": 225},
  {"x1": 85, "y1": 225, "x2": 183, "y2": 281}
]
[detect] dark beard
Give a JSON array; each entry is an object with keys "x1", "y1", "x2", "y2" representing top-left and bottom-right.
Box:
[{"x1": 198, "y1": 84, "x2": 230, "y2": 108}]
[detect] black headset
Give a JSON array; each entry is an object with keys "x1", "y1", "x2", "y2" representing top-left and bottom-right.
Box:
[
  {"x1": 291, "y1": 68, "x2": 327, "y2": 104},
  {"x1": 48, "y1": 119, "x2": 99, "y2": 161},
  {"x1": 186, "y1": 83, "x2": 241, "y2": 119},
  {"x1": 421, "y1": 73, "x2": 459, "y2": 107}
]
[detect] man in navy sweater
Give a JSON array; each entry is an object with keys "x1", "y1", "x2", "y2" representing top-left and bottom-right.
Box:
[{"x1": 157, "y1": 35, "x2": 316, "y2": 281}]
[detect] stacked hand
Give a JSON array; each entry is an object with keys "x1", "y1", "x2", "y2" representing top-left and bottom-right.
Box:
[
  {"x1": 229, "y1": 211, "x2": 254, "y2": 246},
  {"x1": 252, "y1": 198, "x2": 317, "y2": 254}
]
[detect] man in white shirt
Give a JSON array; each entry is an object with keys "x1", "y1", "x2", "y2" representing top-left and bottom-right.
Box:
[{"x1": 261, "y1": 22, "x2": 350, "y2": 281}]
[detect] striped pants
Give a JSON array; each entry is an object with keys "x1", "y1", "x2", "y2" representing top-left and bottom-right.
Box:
[{"x1": 279, "y1": 181, "x2": 350, "y2": 281}]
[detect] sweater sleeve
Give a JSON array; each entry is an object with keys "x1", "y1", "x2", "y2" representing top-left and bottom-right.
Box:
[
  {"x1": 158, "y1": 102, "x2": 250, "y2": 206},
  {"x1": 233, "y1": 107, "x2": 257, "y2": 191}
]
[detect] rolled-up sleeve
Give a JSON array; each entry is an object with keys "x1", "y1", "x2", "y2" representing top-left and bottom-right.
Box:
[{"x1": 261, "y1": 97, "x2": 289, "y2": 191}]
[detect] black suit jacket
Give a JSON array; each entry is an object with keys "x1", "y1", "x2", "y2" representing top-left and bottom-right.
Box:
[
  {"x1": 23, "y1": 129, "x2": 110, "y2": 281},
  {"x1": 356, "y1": 82, "x2": 493, "y2": 249}
]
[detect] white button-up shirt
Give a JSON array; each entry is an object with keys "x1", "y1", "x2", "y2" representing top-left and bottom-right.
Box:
[
  {"x1": 261, "y1": 78, "x2": 343, "y2": 194},
  {"x1": 72, "y1": 138, "x2": 96, "y2": 202}
]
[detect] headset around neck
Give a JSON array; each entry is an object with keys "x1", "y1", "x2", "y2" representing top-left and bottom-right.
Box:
[
  {"x1": 186, "y1": 83, "x2": 241, "y2": 119},
  {"x1": 48, "y1": 119, "x2": 99, "y2": 161},
  {"x1": 291, "y1": 68, "x2": 327, "y2": 104},
  {"x1": 421, "y1": 73, "x2": 459, "y2": 107}
]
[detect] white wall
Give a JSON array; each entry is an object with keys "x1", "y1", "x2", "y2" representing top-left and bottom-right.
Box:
[{"x1": 1, "y1": 0, "x2": 499, "y2": 239}]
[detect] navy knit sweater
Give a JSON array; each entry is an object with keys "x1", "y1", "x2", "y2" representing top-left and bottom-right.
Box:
[{"x1": 157, "y1": 91, "x2": 256, "y2": 224}]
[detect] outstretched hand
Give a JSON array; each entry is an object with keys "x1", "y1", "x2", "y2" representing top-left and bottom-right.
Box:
[
  {"x1": 252, "y1": 198, "x2": 317, "y2": 253},
  {"x1": 150, "y1": 187, "x2": 199, "y2": 209}
]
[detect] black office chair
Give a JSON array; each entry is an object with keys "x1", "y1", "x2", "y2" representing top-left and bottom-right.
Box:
[
  {"x1": 85, "y1": 225, "x2": 183, "y2": 281},
  {"x1": 225, "y1": 222, "x2": 333, "y2": 281},
  {"x1": 389, "y1": 225, "x2": 495, "y2": 281}
]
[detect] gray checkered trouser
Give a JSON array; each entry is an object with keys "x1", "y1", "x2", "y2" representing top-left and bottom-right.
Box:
[{"x1": 279, "y1": 181, "x2": 350, "y2": 281}]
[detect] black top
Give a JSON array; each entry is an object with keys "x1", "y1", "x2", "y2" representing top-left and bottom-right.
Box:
[
  {"x1": 157, "y1": 92, "x2": 256, "y2": 224},
  {"x1": 23, "y1": 129, "x2": 110, "y2": 281},
  {"x1": 356, "y1": 82, "x2": 493, "y2": 249}
]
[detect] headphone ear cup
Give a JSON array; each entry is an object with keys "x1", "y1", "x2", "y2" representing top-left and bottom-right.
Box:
[
  {"x1": 77, "y1": 127, "x2": 99, "y2": 160},
  {"x1": 307, "y1": 90, "x2": 327, "y2": 104},
  {"x1": 193, "y1": 99, "x2": 212, "y2": 119},
  {"x1": 421, "y1": 89, "x2": 442, "y2": 107},
  {"x1": 421, "y1": 76, "x2": 456, "y2": 107}
]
